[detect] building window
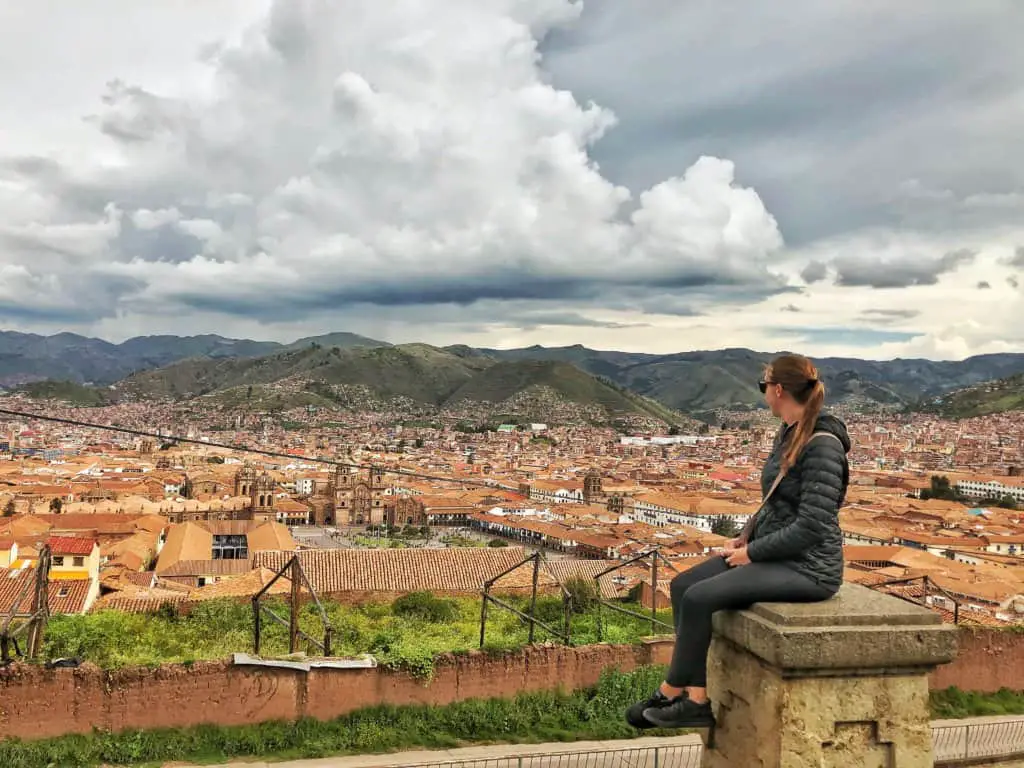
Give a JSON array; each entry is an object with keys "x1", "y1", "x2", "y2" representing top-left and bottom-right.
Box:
[
  {"x1": 73, "y1": 556, "x2": 85, "y2": 567},
  {"x1": 52, "y1": 556, "x2": 65, "y2": 566}
]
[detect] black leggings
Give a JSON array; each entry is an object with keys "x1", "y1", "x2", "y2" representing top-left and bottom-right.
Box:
[{"x1": 665, "y1": 555, "x2": 834, "y2": 688}]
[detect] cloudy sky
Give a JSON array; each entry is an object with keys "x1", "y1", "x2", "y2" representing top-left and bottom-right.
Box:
[{"x1": 1, "y1": 0, "x2": 1022, "y2": 360}]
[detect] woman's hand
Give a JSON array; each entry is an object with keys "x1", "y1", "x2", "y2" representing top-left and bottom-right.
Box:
[
  {"x1": 723, "y1": 537, "x2": 743, "y2": 551},
  {"x1": 725, "y1": 546, "x2": 751, "y2": 567}
]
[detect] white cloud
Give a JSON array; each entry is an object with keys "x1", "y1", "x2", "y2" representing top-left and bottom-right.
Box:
[
  {"x1": 0, "y1": 0, "x2": 1020, "y2": 361},
  {"x1": 0, "y1": 0, "x2": 785, "y2": 328},
  {"x1": 132, "y1": 207, "x2": 181, "y2": 230}
]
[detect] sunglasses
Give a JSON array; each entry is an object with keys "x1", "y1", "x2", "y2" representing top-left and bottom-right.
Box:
[{"x1": 758, "y1": 379, "x2": 775, "y2": 394}]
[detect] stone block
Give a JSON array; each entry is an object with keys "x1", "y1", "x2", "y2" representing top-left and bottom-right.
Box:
[{"x1": 703, "y1": 583, "x2": 959, "y2": 768}]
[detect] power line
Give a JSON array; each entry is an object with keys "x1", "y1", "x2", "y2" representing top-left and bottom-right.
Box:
[{"x1": 0, "y1": 405, "x2": 521, "y2": 493}]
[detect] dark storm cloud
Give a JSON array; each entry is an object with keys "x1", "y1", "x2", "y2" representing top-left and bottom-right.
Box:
[
  {"x1": 542, "y1": 2, "x2": 1024, "y2": 245},
  {"x1": 862, "y1": 309, "x2": 919, "y2": 318},
  {"x1": 800, "y1": 260, "x2": 828, "y2": 284},
  {"x1": 834, "y1": 249, "x2": 976, "y2": 288}
]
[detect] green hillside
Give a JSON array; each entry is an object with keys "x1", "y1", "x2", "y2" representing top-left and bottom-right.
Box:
[
  {"x1": 919, "y1": 373, "x2": 1024, "y2": 418},
  {"x1": 12, "y1": 379, "x2": 113, "y2": 406},
  {"x1": 111, "y1": 344, "x2": 681, "y2": 423},
  {"x1": 444, "y1": 360, "x2": 681, "y2": 422}
]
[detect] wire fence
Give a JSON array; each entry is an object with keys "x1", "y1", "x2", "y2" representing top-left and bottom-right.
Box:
[{"x1": 932, "y1": 717, "x2": 1024, "y2": 764}]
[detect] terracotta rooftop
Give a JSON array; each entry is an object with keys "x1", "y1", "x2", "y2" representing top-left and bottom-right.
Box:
[
  {"x1": 0, "y1": 568, "x2": 91, "y2": 615},
  {"x1": 188, "y1": 567, "x2": 291, "y2": 602},
  {"x1": 254, "y1": 546, "x2": 558, "y2": 594},
  {"x1": 47, "y1": 536, "x2": 97, "y2": 556}
]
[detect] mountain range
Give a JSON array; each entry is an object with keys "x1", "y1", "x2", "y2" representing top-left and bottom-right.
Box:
[{"x1": 2, "y1": 329, "x2": 1024, "y2": 419}]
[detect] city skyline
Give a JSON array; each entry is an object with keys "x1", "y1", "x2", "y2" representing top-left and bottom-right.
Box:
[{"x1": 1, "y1": 1, "x2": 1022, "y2": 360}]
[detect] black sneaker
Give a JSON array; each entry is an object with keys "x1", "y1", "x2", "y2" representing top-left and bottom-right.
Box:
[
  {"x1": 625, "y1": 689, "x2": 678, "y2": 728},
  {"x1": 642, "y1": 696, "x2": 715, "y2": 730}
]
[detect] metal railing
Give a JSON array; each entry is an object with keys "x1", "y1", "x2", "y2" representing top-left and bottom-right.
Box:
[
  {"x1": 392, "y1": 719, "x2": 1024, "y2": 767},
  {"x1": 592, "y1": 547, "x2": 678, "y2": 641},
  {"x1": 933, "y1": 717, "x2": 1024, "y2": 764},
  {"x1": 393, "y1": 742, "x2": 703, "y2": 768}
]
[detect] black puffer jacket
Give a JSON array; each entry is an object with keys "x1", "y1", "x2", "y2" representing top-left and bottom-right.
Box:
[{"x1": 745, "y1": 412, "x2": 850, "y2": 592}]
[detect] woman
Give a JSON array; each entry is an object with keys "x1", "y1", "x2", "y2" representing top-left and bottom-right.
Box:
[{"x1": 626, "y1": 353, "x2": 850, "y2": 731}]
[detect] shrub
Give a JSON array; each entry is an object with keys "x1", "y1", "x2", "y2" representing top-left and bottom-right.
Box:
[
  {"x1": 391, "y1": 592, "x2": 458, "y2": 623},
  {"x1": 564, "y1": 577, "x2": 599, "y2": 613}
]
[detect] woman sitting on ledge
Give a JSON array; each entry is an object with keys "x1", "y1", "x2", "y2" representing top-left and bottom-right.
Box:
[{"x1": 627, "y1": 353, "x2": 851, "y2": 731}]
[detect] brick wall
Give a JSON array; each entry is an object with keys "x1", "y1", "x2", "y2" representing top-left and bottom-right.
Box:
[
  {"x1": 0, "y1": 640, "x2": 673, "y2": 742},
  {"x1": 930, "y1": 628, "x2": 1024, "y2": 693},
  {"x1": 0, "y1": 628, "x2": 1018, "y2": 744}
]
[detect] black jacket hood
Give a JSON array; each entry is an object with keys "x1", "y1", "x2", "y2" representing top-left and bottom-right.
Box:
[
  {"x1": 778, "y1": 411, "x2": 851, "y2": 454},
  {"x1": 812, "y1": 412, "x2": 851, "y2": 454}
]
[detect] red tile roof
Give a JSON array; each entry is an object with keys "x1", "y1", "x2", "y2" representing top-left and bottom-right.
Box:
[
  {"x1": 0, "y1": 568, "x2": 91, "y2": 615},
  {"x1": 47, "y1": 536, "x2": 97, "y2": 556}
]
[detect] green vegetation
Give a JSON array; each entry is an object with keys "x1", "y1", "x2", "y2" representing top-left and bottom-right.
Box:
[
  {"x1": 445, "y1": 360, "x2": 682, "y2": 424},
  {"x1": 921, "y1": 475, "x2": 1018, "y2": 510},
  {"x1": 351, "y1": 536, "x2": 410, "y2": 549},
  {"x1": 921, "y1": 372, "x2": 1024, "y2": 418},
  {"x1": 41, "y1": 595, "x2": 673, "y2": 678},
  {"x1": 441, "y1": 534, "x2": 485, "y2": 548},
  {"x1": 13, "y1": 379, "x2": 113, "y2": 406},
  {"x1": 710, "y1": 517, "x2": 740, "y2": 538},
  {"x1": 114, "y1": 343, "x2": 686, "y2": 423},
  {"x1": 0, "y1": 667, "x2": 667, "y2": 768},
  {"x1": 930, "y1": 686, "x2": 1024, "y2": 718}
]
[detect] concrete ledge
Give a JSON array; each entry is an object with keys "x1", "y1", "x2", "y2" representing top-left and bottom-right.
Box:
[{"x1": 712, "y1": 582, "x2": 959, "y2": 674}]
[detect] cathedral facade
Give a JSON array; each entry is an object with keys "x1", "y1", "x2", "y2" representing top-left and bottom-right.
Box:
[{"x1": 321, "y1": 466, "x2": 387, "y2": 526}]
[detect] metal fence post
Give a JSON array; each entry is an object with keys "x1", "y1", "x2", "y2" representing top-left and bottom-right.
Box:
[{"x1": 964, "y1": 724, "x2": 970, "y2": 759}]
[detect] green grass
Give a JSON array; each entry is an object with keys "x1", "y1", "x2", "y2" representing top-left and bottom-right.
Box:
[
  {"x1": 930, "y1": 686, "x2": 1024, "y2": 718},
  {"x1": 0, "y1": 667, "x2": 668, "y2": 768},
  {"x1": 41, "y1": 595, "x2": 673, "y2": 678}
]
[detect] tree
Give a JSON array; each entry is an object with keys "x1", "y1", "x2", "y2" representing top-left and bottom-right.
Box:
[
  {"x1": 49, "y1": 497, "x2": 63, "y2": 514},
  {"x1": 921, "y1": 475, "x2": 960, "y2": 502},
  {"x1": 487, "y1": 538, "x2": 508, "y2": 547},
  {"x1": 668, "y1": 424, "x2": 680, "y2": 436},
  {"x1": 2, "y1": 500, "x2": 15, "y2": 517},
  {"x1": 710, "y1": 517, "x2": 740, "y2": 538}
]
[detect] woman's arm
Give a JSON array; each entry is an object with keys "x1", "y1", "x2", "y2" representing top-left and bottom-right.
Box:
[{"x1": 746, "y1": 440, "x2": 846, "y2": 563}]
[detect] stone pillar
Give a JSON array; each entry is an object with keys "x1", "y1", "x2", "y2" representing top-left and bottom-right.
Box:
[{"x1": 702, "y1": 583, "x2": 958, "y2": 768}]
